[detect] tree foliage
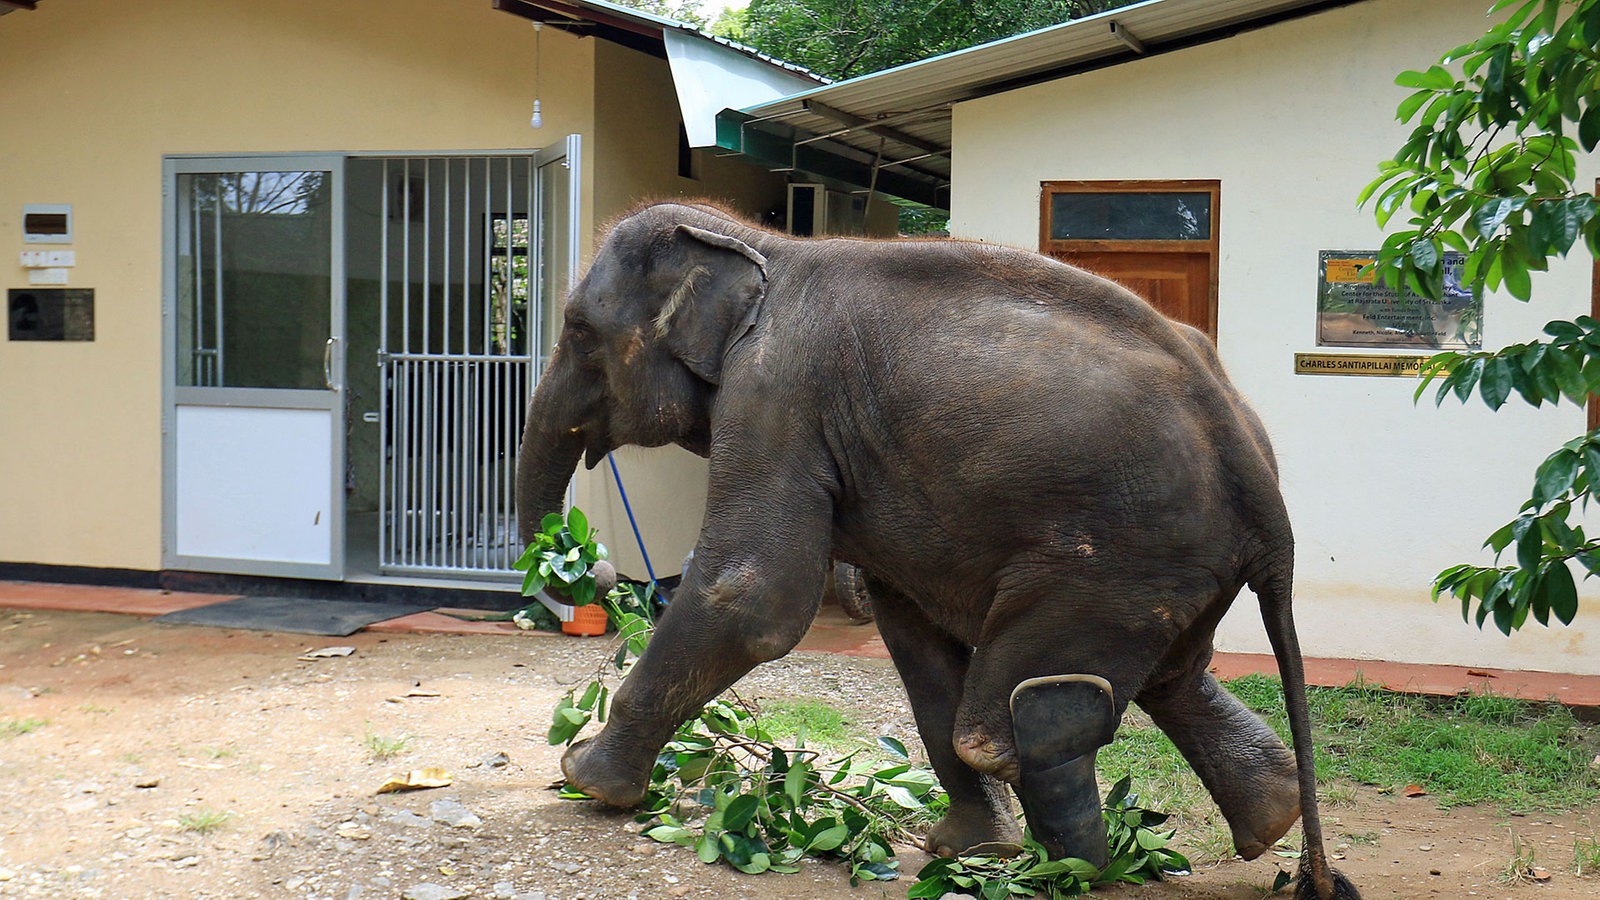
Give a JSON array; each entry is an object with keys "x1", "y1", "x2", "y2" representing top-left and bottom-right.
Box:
[
  {"x1": 609, "y1": 0, "x2": 712, "y2": 29},
  {"x1": 732, "y1": 0, "x2": 1125, "y2": 81},
  {"x1": 1363, "y1": 0, "x2": 1600, "y2": 633}
]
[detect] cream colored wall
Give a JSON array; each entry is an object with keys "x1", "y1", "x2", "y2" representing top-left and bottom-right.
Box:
[
  {"x1": 952, "y1": 0, "x2": 1600, "y2": 674},
  {"x1": 573, "y1": 40, "x2": 792, "y2": 580},
  {"x1": 0, "y1": 0, "x2": 596, "y2": 570}
]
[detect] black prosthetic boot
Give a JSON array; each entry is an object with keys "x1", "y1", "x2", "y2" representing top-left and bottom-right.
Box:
[{"x1": 1009, "y1": 674, "x2": 1118, "y2": 867}]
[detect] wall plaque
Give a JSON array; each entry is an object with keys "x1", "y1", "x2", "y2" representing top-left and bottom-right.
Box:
[
  {"x1": 1317, "y1": 250, "x2": 1481, "y2": 350},
  {"x1": 1294, "y1": 353, "x2": 1428, "y2": 377},
  {"x1": 8, "y1": 288, "x2": 95, "y2": 341}
]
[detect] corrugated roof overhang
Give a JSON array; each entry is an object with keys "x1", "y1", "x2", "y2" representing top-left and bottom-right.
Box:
[{"x1": 715, "y1": 0, "x2": 1371, "y2": 213}]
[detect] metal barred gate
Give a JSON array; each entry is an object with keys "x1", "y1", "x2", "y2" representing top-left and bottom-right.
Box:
[{"x1": 374, "y1": 141, "x2": 579, "y2": 578}]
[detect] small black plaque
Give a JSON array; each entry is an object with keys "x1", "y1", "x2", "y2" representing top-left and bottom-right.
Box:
[{"x1": 8, "y1": 288, "x2": 94, "y2": 341}]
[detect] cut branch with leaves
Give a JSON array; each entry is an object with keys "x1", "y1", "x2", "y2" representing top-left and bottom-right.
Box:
[{"x1": 1363, "y1": 0, "x2": 1600, "y2": 633}]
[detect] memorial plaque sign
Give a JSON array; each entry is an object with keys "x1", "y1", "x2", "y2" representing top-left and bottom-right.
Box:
[{"x1": 1317, "y1": 250, "x2": 1480, "y2": 350}]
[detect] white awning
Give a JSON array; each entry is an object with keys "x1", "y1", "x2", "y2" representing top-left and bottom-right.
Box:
[{"x1": 664, "y1": 29, "x2": 824, "y2": 148}]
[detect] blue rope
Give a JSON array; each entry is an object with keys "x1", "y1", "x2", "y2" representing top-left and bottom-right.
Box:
[{"x1": 607, "y1": 453, "x2": 658, "y2": 586}]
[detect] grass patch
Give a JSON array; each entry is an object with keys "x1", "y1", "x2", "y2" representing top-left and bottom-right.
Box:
[
  {"x1": 0, "y1": 716, "x2": 47, "y2": 738},
  {"x1": 1574, "y1": 833, "x2": 1600, "y2": 875},
  {"x1": 756, "y1": 699, "x2": 851, "y2": 748},
  {"x1": 1500, "y1": 828, "x2": 1540, "y2": 884},
  {"x1": 1228, "y1": 674, "x2": 1600, "y2": 811},
  {"x1": 1093, "y1": 675, "x2": 1597, "y2": 861},
  {"x1": 361, "y1": 730, "x2": 414, "y2": 761},
  {"x1": 176, "y1": 807, "x2": 233, "y2": 833}
]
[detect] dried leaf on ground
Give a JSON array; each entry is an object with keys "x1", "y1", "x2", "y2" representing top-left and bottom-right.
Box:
[
  {"x1": 300, "y1": 646, "x2": 356, "y2": 660},
  {"x1": 376, "y1": 767, "x2": 453, "y2": 794}
]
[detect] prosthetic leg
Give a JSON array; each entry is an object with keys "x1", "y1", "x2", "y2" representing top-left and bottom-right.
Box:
[{"x1": 1009, "y1": 674, "x2": 1118, "y2": 866}]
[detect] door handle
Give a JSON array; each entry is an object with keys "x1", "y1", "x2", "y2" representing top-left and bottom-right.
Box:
[{"x1": 324, "y1": 337, "x2": 339, "y2": 391}]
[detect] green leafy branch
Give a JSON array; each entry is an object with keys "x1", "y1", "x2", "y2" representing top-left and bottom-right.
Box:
[
  {"x1": 908, "y1": 777, "x2": 1190, "y2": 900},
  {"x1": 1362, "y1": 0, "x2": 1600, "y2": 633},
  {"x1": 1361, "y1": 0, "x2": 1600, "y2": 303},
  {"x1": 513, "y1": 508, "x2": 609, "y2": 605},
  {"x1": 544, "y1": 576, "x2": 935, "y2": 884}
]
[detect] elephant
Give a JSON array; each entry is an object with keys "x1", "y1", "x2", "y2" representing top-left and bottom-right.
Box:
[{"x1": 515, "y1": 202, "x2": 1358, "y2": 900}]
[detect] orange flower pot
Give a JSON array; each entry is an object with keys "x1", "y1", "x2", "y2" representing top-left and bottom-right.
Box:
[{"x1": 561, "y1": 602, "x2": 609, "y2": 637}]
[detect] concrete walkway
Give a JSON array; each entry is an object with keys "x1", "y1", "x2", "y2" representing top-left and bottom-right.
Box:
[{"x1": 4, "y1": 579, "x2": 1598, "y2": 707}]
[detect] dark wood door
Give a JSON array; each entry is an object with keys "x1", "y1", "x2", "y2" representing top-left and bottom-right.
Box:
[
  {"x1": 1040, "y1": 180, "x2": 1220, "y2": 339},
  {"x1": 1049, "y1": 249, "x2": 1213, "y2": 335}
]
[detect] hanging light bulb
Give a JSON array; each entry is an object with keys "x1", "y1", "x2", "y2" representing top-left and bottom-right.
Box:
[{"x1": 530, "y1": 22, "x2": 545, "y2": 129}]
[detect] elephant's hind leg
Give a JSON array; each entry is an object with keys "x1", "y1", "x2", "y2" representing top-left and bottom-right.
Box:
[
  {"x1": 1137, "y1": 659, "x2": 1301, "y2": 860},
  {"x1": 870, "y1": 582, "x2": 1021, "y2": 857}
]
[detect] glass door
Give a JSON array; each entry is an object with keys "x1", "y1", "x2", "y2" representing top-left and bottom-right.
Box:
[{"x1": 162, "y1": 155, "x2": 346, "y2": 579}]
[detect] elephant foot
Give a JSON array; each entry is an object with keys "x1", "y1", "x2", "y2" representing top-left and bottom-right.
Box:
[
  {"x1": 1225, "y1": 752, "x2": 1302, "y2": 860},
  {"x1": 560, "y1": 738, "x2": 649, "y2": 808},
  {"x1": 924, "y1": 801, "x2": 1023, "y2": 858}
]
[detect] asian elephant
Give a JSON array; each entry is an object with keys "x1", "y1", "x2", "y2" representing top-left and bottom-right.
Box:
[{"x1": 515, "y1": 202, "x2": 1357, "y2": 900}]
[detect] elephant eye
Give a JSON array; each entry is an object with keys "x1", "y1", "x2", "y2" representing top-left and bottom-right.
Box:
[{"x1": 566, "y1": 322, "x2": 600, "y2": 355}]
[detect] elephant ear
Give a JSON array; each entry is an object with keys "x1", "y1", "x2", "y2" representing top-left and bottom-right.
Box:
[{"x1": 656, "y1": 224, "x2": 768, "y2": 384}]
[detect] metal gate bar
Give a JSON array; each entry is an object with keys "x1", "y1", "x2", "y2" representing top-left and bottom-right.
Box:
[{"x1": 377, "y1": 155, "x2": 536, "y2": 578}]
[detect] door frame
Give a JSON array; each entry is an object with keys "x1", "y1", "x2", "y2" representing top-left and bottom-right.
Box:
[
  {"x1": 161, "y1": 153, "x2": 348, "y2": 580},
  {"x1": 1039, "y1": 179, "x2": 1221, "y2": 337}
]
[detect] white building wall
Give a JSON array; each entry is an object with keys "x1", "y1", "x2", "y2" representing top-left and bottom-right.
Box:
[{"x1": 952, "y1": 0, "x2": 1600, "y2": 674}]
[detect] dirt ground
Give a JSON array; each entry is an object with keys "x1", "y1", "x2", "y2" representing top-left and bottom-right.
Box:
[{"x1": 1, "y1": 606, "x2": 1597, "y2": 900}]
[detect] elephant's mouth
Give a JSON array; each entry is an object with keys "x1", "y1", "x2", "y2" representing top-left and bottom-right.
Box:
[{"x1": 582, "y1": 427, "x2": 613, "y2": 469}]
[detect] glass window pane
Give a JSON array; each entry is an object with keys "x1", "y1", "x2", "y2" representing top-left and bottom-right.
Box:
[
  {"x1": 176, "y1": 171, "x2": 332, "y2": 388},
  {"x1": 1049, "y1": 191, "x2": 1212, "y2": 241}
]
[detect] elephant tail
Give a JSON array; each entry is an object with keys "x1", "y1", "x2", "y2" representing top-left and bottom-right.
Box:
[{"x1": 1252, "y1": 556, "x2": 1363, "y2": 900}]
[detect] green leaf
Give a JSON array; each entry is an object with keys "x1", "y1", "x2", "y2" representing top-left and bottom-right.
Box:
[
  {"x1": 696, "y1": 833, "x2": 722, "y2": 864},
  {"x1": 1502, "y1": 259, "x2": 1533, "y2": 301},
  {"x1": 876, "y1": 736, "x2": 909, "y2": 760},
  {"x1": 1476, "y1": 196, "x2": 1520, "y2": 236},
  {"x1": 1534, "y1": 449, "x2": 1579, "y2": 506},
  {"x1": 854, "y1": 860, "x2": 899, "y2": 881},
  {"x1": 908, "y1": 875, "x2": 956, "y2": 898},
  {"x1": 567, "y1": 507, "x2": 590, "y2": 542},
  {"x1": 1481, "y1": 356, "x2": 1513, "y2": 409},
  {"x1": 1105, "y1": 775, "x2": 1132, "y2": 808},
  {"x1": 784, "y1": 760, "x2": 810, "y2": 810},
  {"x1": 723, "y1": 794, "x2": 759, "y2": 832},
  {"x1": 807, "y1": 823, "x2": 849, "y2": 852},
  {"x1": 1546, "y1": 561, "x2": 1580, "y2": 625},
  {"x1": 1395, "y1": 65, "x2": 1456, "y2": 91}
]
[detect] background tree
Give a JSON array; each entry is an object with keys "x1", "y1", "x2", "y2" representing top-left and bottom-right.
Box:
[
  {"x1": 612, "y1": 0, "x2": 711, "y2": 29},
  {"x1": 1363, "y1": 0, "x2": 1600, "y2": 633},
  {"x1": 731, "y1": 0, "x2": 1122, "y2": 81}
]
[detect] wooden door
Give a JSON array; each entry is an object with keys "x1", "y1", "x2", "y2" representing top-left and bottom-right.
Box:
[
  {"x1": 1041, "y1": 180, "x2": 1220, "y2": 338},
  {"x1": 1048, "y1": 249, "x2": 1213, "y2": 335}
]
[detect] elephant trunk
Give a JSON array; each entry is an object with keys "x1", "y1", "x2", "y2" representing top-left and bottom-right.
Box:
[{"x1": 515, "y1": 357, "x2": 590, "y2": 546}]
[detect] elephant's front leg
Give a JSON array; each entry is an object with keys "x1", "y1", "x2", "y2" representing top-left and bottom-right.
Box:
[
  {"x1": 1136, "y1": 656, "x2": 1301, "y2": 860},
  {"x1": 561, "y1": 466, "x2": 834, "y2": 807},
  {"x1": 868, "y1": 581, "x2": 1021, "y2": 857}
]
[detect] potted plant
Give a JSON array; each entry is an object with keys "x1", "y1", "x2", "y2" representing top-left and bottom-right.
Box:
[{"x1": 514, "y1": 508, "x2": 616, "y2": 635}]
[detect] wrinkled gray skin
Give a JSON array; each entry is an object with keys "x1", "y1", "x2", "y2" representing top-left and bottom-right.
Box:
[{"x1": 516, "y1": 203, "x2": 1354, "y2": 899}]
